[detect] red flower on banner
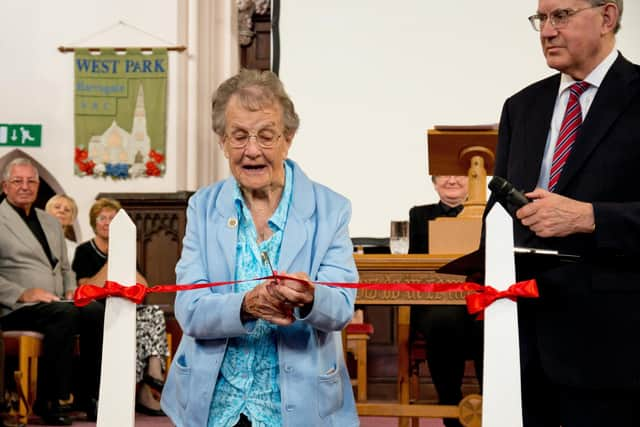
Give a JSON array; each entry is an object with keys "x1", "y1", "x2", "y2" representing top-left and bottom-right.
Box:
[
  {"x1": 146, "y1": 161, "x2": 161, "y2": 176},
  {"x1": 78, "y1": 159, "x2": 96, "y2": 175},
  {"x1": 143, "y1": 149, "x2": 164, "y2": 177},
  {"x1": 149, "y1": 149, "x2": 165, "y2": 164},
  {"x1": 74, "y1": 147, "x2": 88, "y2": 163},
  {"x1": 74, "y1": 148, "x2": 95, "y2": 175}
]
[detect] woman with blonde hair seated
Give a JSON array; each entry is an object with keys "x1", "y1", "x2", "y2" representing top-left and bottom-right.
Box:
[
  {"x1": 72, "y1": 198, "x2": 169, "y2": 416},
  {"x1": 45, "y1": 194, "x2": 78, "y2": 262}
]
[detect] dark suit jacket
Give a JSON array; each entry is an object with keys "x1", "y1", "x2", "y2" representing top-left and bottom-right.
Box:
[{"x1": 488, "y1": 53, "x2": 640, "y2": 389}]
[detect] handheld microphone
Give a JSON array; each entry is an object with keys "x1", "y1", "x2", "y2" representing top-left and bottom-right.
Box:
[{"x1": 488, "y1": 176, "x2": 531, "y2": 208}]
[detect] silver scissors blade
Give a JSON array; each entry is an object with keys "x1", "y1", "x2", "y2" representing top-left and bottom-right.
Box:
[{"x1": 261, "y1": 251, "x2": 276, "y2": 277}]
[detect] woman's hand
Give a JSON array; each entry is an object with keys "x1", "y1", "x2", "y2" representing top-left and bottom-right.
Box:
[
  {"x1": 269, "y1": 272, "x2": 315, "y2": 307},
  {"x1": 241, "y1": 279, "x2": 295, "y2": 326}
]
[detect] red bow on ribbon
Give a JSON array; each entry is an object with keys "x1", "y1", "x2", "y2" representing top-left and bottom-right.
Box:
[
  {"x1": 74, "y1": 280, "x2": 148, "y2": 307},
  {"x1": 465, "y1": 279, "x2": 538, "y2": 319}
]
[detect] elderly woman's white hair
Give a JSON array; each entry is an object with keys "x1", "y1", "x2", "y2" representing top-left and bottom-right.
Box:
[{"x1": 211, "y1": 68, "x2": 300, "y2": 138}]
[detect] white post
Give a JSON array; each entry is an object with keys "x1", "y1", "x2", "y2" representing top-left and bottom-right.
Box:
[
  {"x1": 97, "y1": 210, "x2": 137, "y2": 427},
  {"x1": 482, "y1": 205, "x2": 523, "y2": 427}
]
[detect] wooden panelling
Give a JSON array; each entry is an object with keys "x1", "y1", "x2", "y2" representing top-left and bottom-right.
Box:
[
  {"x1": 354, "y1": 254, "x2": 480, "y2": 401},
  {"x1": 96, "y1": 191, "x2": 193, "y2": 358},
  {"x1": 241, "y1": 13, "x2": 271, "y2": 71},
  {"x1": 96, "y1": 192, "x2": 192, "y2": 300}
]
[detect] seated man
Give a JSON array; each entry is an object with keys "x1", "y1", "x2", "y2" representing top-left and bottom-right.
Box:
[
  {"x1": 0, "y1": 158, "x2": 104, "y2": 426},
  {"x1": 409, "y1": 175, "x2": 482, "y2": 427}
]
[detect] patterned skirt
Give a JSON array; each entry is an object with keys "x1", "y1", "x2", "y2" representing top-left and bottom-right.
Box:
[{"x1": 136, "y1": 305, "x2": 169, "y2": 382}]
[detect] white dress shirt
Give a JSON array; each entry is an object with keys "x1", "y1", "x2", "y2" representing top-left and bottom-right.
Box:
[{"x1": 537, "y1": 48, "x2": 619, "y2": 189}]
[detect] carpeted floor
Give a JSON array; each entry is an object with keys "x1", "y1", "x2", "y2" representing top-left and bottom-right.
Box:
[
  {"x1": 361, "y1": 417, "x2": 445, "y2": 426},
  {"x1": 26, "y1": 414, "x2": 448, "y2": 426}
]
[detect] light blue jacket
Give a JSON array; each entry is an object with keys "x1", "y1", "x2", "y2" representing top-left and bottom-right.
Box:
[{"x1": 161, "y1": 159, "x2": 359, "y2": 427}]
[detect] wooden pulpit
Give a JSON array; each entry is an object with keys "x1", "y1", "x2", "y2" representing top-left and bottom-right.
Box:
[{"x1": 426, "y1": 125, "x2": 498, "y2": 254}]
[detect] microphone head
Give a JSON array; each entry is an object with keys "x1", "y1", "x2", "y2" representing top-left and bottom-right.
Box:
[
  {"x1": 488, "y1": 176, "x2": 510, "y2": 195},
  {"x1": 488, "y1": 176, "x2": 530, "y2": 208}
]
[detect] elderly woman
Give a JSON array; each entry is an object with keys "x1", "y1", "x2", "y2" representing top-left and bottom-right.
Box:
[
  {"x1": 161, "y1": 69, "x2": 359, "y2": 427},
  {"x1": 72, "y1": 198, "x2": 169, "y2": 416},
  {"x1": 45, "y1": 194, "x2": 78, "y2": 262}
]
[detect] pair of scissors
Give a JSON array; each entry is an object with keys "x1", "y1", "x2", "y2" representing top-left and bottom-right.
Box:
[
  {"x1": 262, "y1": 251, "x2": 293, "y2": 309},
  {"x1": 261, "y1": 251, "x2": 278, "y2": 283}
]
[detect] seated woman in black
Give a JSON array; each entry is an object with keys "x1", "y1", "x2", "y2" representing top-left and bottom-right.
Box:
[
  {"x1": 72, "y1": 198, "x2": 168, "y2": 416},
  {"x1": 409, "y1": 175, "x2": 482, "y2": 427}
]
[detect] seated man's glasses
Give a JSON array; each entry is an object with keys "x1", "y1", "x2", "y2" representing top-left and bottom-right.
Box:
[
  {"x1": 528, "y1": 4, "x2": 605, "y2": 31},
  {"x1": 7, "y1": 178, "x2": 39, "y2": 187},
  {"x1": 224, "y1": 129, "x2": 282, "y2": 149}
]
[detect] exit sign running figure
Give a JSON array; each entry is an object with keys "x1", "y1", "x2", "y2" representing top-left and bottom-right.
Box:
[{"x1": 0, "y1": 124, "x2": 42, "y2": 147}]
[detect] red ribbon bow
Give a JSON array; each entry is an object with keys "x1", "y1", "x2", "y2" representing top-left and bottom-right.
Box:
[
  {"x1": 74, "y1": 280, "x2": 148, "y2": 307},
  {"x1": 465, "y1": 279, "x2": 538, "y2": 319}
]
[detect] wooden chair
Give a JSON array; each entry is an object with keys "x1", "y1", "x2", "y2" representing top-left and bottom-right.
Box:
[
  {"x1": 166, "y1": 332, "x2": 173, "y2": 370},
  {"x1": 409, "y1": 332, "x2": 483, "y2": 427},
  {"x1": 345, "y1": 321, "x2": 374, "y2": 402},
  {"x1": 409, "y1": 332, "x2": 427, "y2": 405},
  {"x1": 3, "y1": 330, "x2": 44, "y2": 424},
  {"x1": 409, "y1": 332, "x2": 428, "y2": 427},
  {"x1": 2, "y1": 326, "x2": 173, "y2": 425}
]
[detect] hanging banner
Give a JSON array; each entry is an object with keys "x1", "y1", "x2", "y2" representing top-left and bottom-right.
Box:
[{"x1": 74, "y1": 48, "x2": 167, "y2": 178}]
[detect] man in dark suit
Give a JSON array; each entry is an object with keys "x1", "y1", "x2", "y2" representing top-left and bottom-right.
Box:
[
  {"x1": 0, "y1": 158, "x2": 104, "y2": 425},
  {"x1": 409, "y1": 175, "x2": 483, "y2": 427},
  {"x1": 488, "y1": 1, "x2": 639, "y2": 425}
]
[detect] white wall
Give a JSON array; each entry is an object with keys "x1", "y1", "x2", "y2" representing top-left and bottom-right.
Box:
[
  {"x1": 279, "y1": 1, "x2": 640, "y2": 238},
  {"x1": 2, "y1": 1, "x2": 639, "y2": 241},
  {"x1": 0, "y1": 0, "x2": 180, "y2": 240}
]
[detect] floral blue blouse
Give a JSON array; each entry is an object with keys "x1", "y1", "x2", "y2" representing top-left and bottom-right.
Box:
[{"x1": 208, "y1": 162, "x2": 293, "y2": 427}]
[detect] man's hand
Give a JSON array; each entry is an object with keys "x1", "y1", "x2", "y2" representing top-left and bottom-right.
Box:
[
  {"x1": 19, "y1": 288, "x2": 61, "y2": 303},
  {"x1": 242, "y1": 279, "x2": 295, "y2": 326},
  {"x1": 516, "y1": 188, "x2": 595, "y2": 238}
]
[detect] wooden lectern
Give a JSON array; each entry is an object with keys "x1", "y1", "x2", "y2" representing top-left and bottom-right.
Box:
[{"x1": 426, "y1": 126, "x2": 498, "y2": 254}]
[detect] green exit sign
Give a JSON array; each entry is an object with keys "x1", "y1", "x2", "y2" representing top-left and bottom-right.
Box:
[{"x1": 0, "y1": 124, "x2": 42, "y2": 147}]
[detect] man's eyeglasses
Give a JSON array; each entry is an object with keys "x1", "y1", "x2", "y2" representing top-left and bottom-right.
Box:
[
  {"x1": 224, "y1": 129, "x2": 282, "y2": 149},
  {"x1": 528, "y1": 4, "x2": 605, "y2": 32},
  {"x1": 7, "y1": 178, "x2": 39, "y2": 187}
]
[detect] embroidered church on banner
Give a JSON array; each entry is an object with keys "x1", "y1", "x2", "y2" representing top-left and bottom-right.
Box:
[{"x1": 73, "y1": 48, "x2": 167, "y2": 178}]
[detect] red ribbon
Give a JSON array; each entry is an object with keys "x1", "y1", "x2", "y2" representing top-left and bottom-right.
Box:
[
  {"x1": 74, "y1": 281, "x2": 147, "y2": 306},
  {"x1": 73, "y1": 278, "x2": 254, "y2": 307},
  {"x1": 465, "y1": 279, "x2": 539, "y2": 319},
  {"x1": 74, "y1": 274, "x2": 538, "y2": 316}
]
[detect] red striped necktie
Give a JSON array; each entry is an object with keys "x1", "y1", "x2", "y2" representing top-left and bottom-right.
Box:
[{"x1": 548, "y1": 81, "x2": 590, "y2": 192}]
